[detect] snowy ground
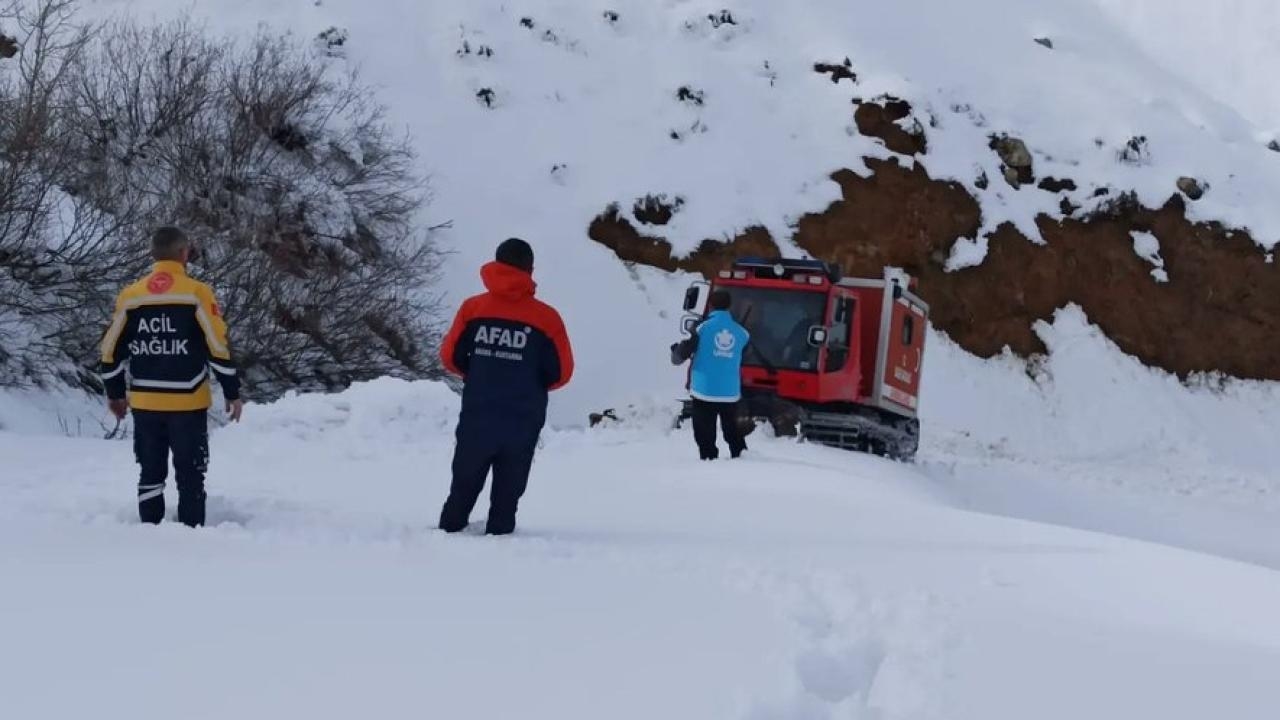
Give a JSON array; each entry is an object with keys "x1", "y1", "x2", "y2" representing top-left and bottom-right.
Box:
[{"x1": 4, "y1": 364, "x2": 1280, "y2": 720}]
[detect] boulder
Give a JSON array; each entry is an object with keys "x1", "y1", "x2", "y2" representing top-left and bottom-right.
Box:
[
  {"x1": 1177, "y1": 176, "x2": 1206, "y2": 201},
  {"x1": 990, "y1": 135, "x2": 1034, "y2": 186}
]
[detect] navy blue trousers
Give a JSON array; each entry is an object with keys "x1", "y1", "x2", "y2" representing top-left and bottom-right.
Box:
[
  {"x1": 132, "y1": 409, "x2": 209, "y2": 527},
  {"x1": 439, "y1": 413, "x2": 542, "y2": 535}
]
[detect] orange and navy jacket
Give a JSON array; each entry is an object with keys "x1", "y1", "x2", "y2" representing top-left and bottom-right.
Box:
[
  {"x1": 440, "y1": 262, "x2": 573, "y2": 420},
  {"x1": 99, "y1": 261, "x2": 240, "y2": 412}
]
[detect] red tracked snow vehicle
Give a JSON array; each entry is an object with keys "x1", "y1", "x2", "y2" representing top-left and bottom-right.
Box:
[{"x1": 677, "y1": 257, "x2": 928, "y2": 460}]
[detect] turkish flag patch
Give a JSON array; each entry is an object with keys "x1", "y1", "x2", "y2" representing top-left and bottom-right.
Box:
[{"x1": 146, "y1": 272, "x2": 174, "y2": 294}]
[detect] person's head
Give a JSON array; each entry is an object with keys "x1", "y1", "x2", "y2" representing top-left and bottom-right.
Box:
[
  {"x1": 495, "y1": 237, "x2": 534, "y2": 273},
  {"x1": 151, "y1": 226, "x2": 194, "y2": 264},
  {"x1": 710, "y1": 289, "x2": 732, "y2": 312}
]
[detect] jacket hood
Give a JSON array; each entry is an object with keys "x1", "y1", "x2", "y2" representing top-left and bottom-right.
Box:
[{"x1": 481, "y1": 261, "x2": 536, "y2": 301}]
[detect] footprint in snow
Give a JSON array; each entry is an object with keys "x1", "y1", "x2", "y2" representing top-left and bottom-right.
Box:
[{"x1": 795, "y1": 639, "x2": 887, "y2": 705}]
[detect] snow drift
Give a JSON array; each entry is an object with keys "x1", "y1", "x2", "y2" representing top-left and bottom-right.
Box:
[{"x1": 4, "y1": 371, "x2": 1280, "y2": 720}]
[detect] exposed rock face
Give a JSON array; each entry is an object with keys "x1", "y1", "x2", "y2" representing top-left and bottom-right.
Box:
[
  {"x1": 853, "y1": 97, "x2": 926, "y2": 155},
  {"x1": 589, "y1": 157, "x2": 1280, "y2": 382},
  {"x1": 588, "y1": 205, "x2": 779, "y2": 275}
]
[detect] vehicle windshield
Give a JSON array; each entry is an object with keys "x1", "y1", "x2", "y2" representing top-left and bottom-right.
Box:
[{"x1": 723, "y1": 286, "x2": 827, "y2": 372}]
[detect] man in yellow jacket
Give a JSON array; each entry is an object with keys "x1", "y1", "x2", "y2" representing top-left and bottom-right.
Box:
[{"x1": 99, "y1": 227, "x2": 243, "y2": 527}]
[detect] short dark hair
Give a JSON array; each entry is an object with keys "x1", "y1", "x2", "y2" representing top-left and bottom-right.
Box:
[
  {"x1": 151, "y1": 226, "x2": 190, "y2": 261},
  {"x1": 495, "y1": 237, "x2": 534, "y2": 272},
  {"x1": 710, "y1": 289, "x2": 732, "y2": 310}
]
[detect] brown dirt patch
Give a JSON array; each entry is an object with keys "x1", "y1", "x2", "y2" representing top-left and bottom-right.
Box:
[
  {"x1": 588, "y1": 157, "x2": 1280, "y2": 381},
  {"x1": 854, "y1": 98, "x2": 926, "y2": 156},
  {"x1": 588, "y1": 204, "x2": 778, "y2": 275}
]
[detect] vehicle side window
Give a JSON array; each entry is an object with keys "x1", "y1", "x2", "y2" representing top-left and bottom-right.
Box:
[
  {"x1": 903, "y1": 315, "x2": 915, "y2": 346},
  {"x1": 826, "y1": 297, "x2": 853, "y2": 373}
]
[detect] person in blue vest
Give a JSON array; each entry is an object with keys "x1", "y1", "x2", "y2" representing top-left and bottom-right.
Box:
[{"x1": 672, "y1": 289, "x2": 750, "y2": 460}]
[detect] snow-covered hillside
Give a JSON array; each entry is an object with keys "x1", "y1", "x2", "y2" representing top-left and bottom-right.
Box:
[
  {"x1": 86, "y1": 0, "x2": 1280, "y2": 423},
  {"x1": 1094, "y1": 0, "x2": 1280, "y2": 132}
]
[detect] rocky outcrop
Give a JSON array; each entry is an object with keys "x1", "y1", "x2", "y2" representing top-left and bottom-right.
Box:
[
  {"x1": 588, "y1": 157, "x2": 1280, "y2": 382},
  {"x1": 1177, "y1": 176, "x2": 1206, "y2": 201},
  {"x1": 990, "y1": 135, "x2": 1034, "y2": 187}
]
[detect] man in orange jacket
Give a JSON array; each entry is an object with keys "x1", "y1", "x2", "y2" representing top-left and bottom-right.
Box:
[{"x1": 438, "y1": 238, "x2": 574, "y2": 535}]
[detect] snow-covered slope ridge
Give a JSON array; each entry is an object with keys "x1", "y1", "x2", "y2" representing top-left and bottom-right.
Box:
[
  {"x1": 1093, "y1": 0, "x2": 1280, "y2": 133},
  {"x1": 95, "y1": 0, "x2": 1280, "y2": 422}
]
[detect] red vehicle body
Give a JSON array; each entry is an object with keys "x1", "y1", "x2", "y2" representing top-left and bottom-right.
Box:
[{"x1": 679, "y1": 257, "x2": 928, "y2": 459}]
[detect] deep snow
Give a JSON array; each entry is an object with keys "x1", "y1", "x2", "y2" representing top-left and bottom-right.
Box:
[
  {"x1": 7, "y1": 310, "x2": 1280, "y2": 719},
  {"x1": 4, "y1": 373, "x2": 1280, "y2": 720}
]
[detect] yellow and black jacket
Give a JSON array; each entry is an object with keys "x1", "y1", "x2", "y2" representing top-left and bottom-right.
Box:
[{"x1": 99, "y1": 261, "x2": 240, "y2": 412}]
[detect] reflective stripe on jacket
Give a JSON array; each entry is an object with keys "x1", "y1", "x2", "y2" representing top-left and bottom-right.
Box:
[{"x1": 100, "y1": 261, "x2": 240, "y2": 412}]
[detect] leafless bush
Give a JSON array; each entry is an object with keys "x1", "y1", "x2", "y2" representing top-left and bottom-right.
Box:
[
  {"x1": 1, "y1": 0, "x2": 444, "y2": 397},
  {"x1": 0, "y1": 0, "x2": 130, "y2": 386}
]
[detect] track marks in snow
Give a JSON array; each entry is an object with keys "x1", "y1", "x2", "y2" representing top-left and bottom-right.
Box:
[{"x1": 741, "y1": 571, "x2": 954, "y2": 720}]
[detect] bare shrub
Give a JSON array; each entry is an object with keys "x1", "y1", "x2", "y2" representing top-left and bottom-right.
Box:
[{"x1": 1, "y1": 0, "x2": 445, "y2": 397}]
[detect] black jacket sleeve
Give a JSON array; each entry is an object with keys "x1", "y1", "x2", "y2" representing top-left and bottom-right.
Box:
[
  {"x1": 670, "y1": 334, "x2": 699, "y2": 366},
  {"x1": 670, "y1": 316, "x2": 708, "y2": 365}
]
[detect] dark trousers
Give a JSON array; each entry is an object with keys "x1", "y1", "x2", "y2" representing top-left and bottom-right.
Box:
[
  {"x1": 439, "y1": 414, "x2": 542, "y2": 535},
  {"x1": 132, "y1": 409, "x2": 209, "y2": 527},
  {"x1": 691, "y1": 399, "x2": 747, "y2": 460}
]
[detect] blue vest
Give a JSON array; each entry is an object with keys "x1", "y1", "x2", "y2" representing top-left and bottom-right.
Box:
[{"x1": 690, "y1": 311, "x2": 749, "y2": 402}]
